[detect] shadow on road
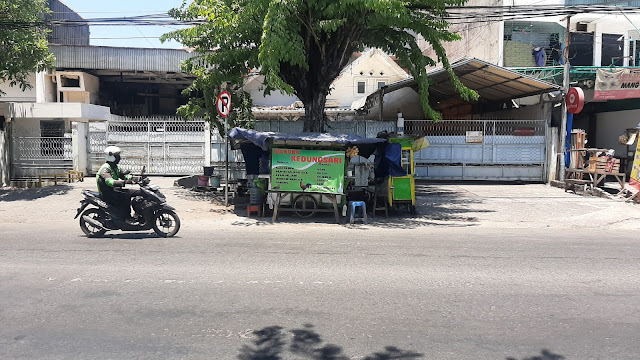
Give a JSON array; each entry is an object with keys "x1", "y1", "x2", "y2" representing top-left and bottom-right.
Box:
[
  {"x1": 237, "y1": 324, "x2": 423, "y2": 360},
  {"x1": 80, "y1": 232, "x2": 179, "y2": 240},
  {"x1": 0, "y1": 185, "x2": 71, "y2": 202},
  {"x1": 507, "y1": 349, "x2": 565, "y2": 360},
  {"x1": 230, "y1": 184, "x2": 493, "y2": 229},
  {"x1": 237, "y1": 324, "x2": 564, "y2": 360}
]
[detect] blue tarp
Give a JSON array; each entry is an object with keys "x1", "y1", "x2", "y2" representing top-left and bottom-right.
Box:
[{"x1": 228, "y1": 127, "x2": 387, "y2": 158}]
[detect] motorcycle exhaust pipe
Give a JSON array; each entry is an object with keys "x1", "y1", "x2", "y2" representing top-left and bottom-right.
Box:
[{"x1": 82, "y1": 215, "x2": 105, "y2": 230}]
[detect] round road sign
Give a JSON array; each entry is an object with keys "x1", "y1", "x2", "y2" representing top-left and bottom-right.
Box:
[
  {"x1": 216, "y1": 91, "x2": 232, "y2": 118},
  {"x1": 566, "y1": 87, "x2": 584, "y2": 114}
]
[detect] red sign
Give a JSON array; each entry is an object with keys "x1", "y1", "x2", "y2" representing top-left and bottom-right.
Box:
[
  {"x1": 216, "y1": 91, "x2": 231, "y2": 118},
  {"x1": 566, "y1": 87, "x2": 584, "y2": 114}
]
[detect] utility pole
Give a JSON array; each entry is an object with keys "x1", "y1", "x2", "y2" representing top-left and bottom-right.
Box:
[{"x1": 559, "y1": 15, "x2": 571, "y2": 181}]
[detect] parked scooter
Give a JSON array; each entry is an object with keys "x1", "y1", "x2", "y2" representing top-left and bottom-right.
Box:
[{"x1": 75, "y1": 166, "x2": 180, "y2": 237}]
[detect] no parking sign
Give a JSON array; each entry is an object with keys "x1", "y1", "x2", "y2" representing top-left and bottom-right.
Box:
[{"x1": 216, "y1": 91, "x2": 231, "y2": 118}]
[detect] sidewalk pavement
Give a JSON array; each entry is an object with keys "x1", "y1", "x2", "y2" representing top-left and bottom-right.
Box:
[{"x1": 1, "y1": 177, "x2": 640, "y2": 231}]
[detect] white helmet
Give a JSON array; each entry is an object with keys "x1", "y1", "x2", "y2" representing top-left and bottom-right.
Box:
[{"x1": 104, "y1": 146, "x2": 122, "y2": 163}]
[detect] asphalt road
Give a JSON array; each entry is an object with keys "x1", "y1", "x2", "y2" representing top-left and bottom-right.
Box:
[
  {"x1": 2, "y1": 180, "x2": 640, "y2": 359},
  {"x1": 1, "y1": 220, "x2": 639, "y2": 360}
]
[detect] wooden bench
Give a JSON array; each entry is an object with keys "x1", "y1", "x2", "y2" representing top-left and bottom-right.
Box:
[
  {"x1": 38, "y1": 171, "x2": 84, "y2": 187},
  {"x1": 565, "y1": 168, "x2": 626, "y2": 195}
]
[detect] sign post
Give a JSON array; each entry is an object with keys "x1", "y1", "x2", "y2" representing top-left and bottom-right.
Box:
[{"x1": 216, "y1": 91, "x2": 231, "y2": 208}]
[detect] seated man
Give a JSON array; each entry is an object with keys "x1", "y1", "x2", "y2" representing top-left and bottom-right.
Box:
[{"x1": 96, "y1": 146, "x2": 141, "y2": 224}]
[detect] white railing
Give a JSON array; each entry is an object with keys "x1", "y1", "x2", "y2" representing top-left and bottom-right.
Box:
[{"x1": 13, "y1": 137, "x2": 72, "y2": 160}]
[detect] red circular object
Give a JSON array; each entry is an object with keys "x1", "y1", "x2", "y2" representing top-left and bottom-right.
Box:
[
  {"x1": 566, "y1": 87, "x2": 584, "y2": 114},
  {"x1": 216, "y1": 91, "x2": 232, "y2": 118}
]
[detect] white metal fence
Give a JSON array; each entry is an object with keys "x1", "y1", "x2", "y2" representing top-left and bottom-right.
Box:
[
  {"x1": 12, "y1": 136, "x2": 73, "y2": 178},
  {"x1": 86, "y1": 117, "x2": 547, "y2": 181},
  {"x1": 89, "y1": 116, "x2": 206, "y2": 175},
  {"x1": 405, "y1": 120, "x2": 548, "y2": 180}
]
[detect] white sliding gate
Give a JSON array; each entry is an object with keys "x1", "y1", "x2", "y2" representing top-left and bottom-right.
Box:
[
  {"x1": 406, "y1": 120, "x2": 548, "y2": 181},
  {"x1": 89, "y1": 116, "x2": 206, "y2": 175}
]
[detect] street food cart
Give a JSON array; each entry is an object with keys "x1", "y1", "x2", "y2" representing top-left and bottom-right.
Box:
[
  {"x1": 375, "y1": 133, "x2": 428, "y2": 215},
  {"x1": 228, "y1": 128, "x2": 386, "y2": 223}
]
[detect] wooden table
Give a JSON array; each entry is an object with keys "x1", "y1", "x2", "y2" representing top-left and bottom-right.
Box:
[
  {"x1": 565, "y1": 168, "x2": 626, "y2": 194},
  {"x1": 269, "y1": 191, "x2": 341, "y2": 224}
]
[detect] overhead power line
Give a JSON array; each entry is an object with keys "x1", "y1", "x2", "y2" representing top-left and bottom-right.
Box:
[{"x1": 3, "y1": 5, "x2": 640, "y2": 30}]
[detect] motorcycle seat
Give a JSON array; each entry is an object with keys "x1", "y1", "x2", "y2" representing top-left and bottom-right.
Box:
[{"x1": 83, "y1": 190, "x2": 102, "y2": 198}]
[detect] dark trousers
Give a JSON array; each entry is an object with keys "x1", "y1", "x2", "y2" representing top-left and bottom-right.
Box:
[{"x1": 103, "y1": 188, "x2": 143, "y2": 219}]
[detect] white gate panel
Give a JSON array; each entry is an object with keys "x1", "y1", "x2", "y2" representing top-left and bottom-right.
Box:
[
  {"x1": 407, "y1": 120, "x2": 547, "y2": 181},
  {"x1": 495, "y1": 145, "x2": 545, "y2": 163},
  {"x1": 88, "y1": 117, "x2": 206, "y2": 175}
]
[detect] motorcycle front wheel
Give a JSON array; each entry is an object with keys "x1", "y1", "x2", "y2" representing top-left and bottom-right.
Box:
[
  {"x1": 79, "y1": 208, "x2": 107, "y2": 238},
  {"x1": 152, "y1": 210, "x2": 181, "y2": 237}
]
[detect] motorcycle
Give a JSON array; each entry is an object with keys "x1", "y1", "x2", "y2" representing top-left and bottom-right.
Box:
[{"x1": 75, "y1": 166, "x2": 181, "y2": 238}]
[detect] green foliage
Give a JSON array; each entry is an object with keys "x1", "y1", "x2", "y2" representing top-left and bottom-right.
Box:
[
  {"x1": 163, "y1": 0, "x2": 478, "y2": 132},
  {"x1": 0, "y1": 0, "x2": 54, "y2": 95}
]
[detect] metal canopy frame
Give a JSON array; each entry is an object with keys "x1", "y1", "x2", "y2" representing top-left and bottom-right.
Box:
[{"x1": 360, "y1": 58, "x2": 560, "y2": 112}]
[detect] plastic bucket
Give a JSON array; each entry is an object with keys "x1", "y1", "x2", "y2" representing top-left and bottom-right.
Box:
[
  {"x1": 209, "y1": 175, "x2": 221, "y2": 188},
  {"x1": 197, "y1": 175, "x2": 209, "y2": 187},
  {"x1": 203, "y1": 166, "x2": 214, "y2": 176}
]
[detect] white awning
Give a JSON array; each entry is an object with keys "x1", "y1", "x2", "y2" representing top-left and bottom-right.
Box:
[{"x1": 5, "y1": 102, "x2": 111, "y2": 122}]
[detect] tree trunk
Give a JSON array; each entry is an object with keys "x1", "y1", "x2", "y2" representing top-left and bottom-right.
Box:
[{"x1": 302, "y1": 92, "x2": 328, "y2": 133}]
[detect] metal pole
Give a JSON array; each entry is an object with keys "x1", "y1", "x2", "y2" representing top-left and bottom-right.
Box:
[
  {"x1": 224, "y1": 116, "x2": 229, "y2": 208},
  {"x1": 559, "y1": 15, "x2": 571, "y2": 181}
]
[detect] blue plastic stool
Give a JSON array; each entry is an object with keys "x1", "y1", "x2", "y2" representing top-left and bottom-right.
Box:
[{"x1": 348, "y1": 201, "x2": 367, "y2": 224}]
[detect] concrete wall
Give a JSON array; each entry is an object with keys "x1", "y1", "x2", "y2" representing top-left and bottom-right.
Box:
[
  {"x1": 0, "y1": 120, "x2": 10, "y2": 186},
  {"x1": 0, "y1": 74, "x2": 38, "y2": 102},
  {"x1": 418, "y1": 0, "x2": 503, "y2": 66},
  {"x1": 12, "y1": 118, "x2": 73, "y2": 137},
  {"x1": 595, "y1": 109, "x2": 640, "y2": 156}
]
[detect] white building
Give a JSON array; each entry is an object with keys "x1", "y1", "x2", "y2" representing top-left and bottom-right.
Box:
[{"x1": 245, "y1": 48, "x2": 412, "y2": 121}]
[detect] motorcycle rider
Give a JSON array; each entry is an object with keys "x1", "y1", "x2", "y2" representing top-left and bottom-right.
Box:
[{"x1": 96, "y1": 146, "x2": 142, "y2": 225}]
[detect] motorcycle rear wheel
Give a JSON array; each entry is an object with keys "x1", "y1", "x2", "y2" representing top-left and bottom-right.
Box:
[
  {"x1": 152, "y1": 210, "x2": 180, "y2": 237},
  {"x1": 79, "y1": 208, "x2": 107, "y2": 238}
]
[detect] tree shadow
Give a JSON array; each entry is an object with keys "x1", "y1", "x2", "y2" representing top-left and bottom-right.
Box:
[
  {"x1": 229, "y1": 183, "x2": 494, "y2": 228},
  {"x1": 237, "y1": 325, "x2": 564, "y2": 360},
  {"x1": 0, "y1": 185, "x2": 71, "y2": 202},
  {"x1": 237, "y1": 324, "x2": 422, "y2": 360},
  {"x1": 506, "y1": 349, "x2": 565, "y2": 360}
]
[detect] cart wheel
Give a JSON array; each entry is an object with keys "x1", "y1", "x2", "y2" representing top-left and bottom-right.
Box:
[{"x1": 293, "y1": 194, "x2": 318, "y2": 218}]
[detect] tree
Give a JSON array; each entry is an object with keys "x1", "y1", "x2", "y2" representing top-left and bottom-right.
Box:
[
  {"x1": 0, "y1": 0, "x2": 54, "y2": 95},
  {"x1": 163, "y1": 0, "x2": 477, "y2": 133}
]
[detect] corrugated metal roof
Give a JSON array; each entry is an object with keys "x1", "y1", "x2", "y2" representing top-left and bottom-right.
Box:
[
  {"x1": 361, "y1": 58, "x2": 561, "y2": 110},
  {"x1": 46, "y1": 0, "x2": 90, "y2": 46},
  {"x1": 50, "y1": 45, "x2": 197, "y2": 73}
]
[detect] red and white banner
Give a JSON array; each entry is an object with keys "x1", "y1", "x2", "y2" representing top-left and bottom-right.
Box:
[{"x1": 594, "y1": 68, "x2": 640, "y2": 100}]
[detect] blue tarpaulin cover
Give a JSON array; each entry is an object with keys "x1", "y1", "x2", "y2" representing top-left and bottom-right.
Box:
[{"x1": 228, "y1": 127, "x2": 387, "y2": 158}]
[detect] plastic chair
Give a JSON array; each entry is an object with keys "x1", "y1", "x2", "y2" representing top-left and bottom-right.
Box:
[{"x1": 348, "y1": 201, "x2": 367, "y2": 224}]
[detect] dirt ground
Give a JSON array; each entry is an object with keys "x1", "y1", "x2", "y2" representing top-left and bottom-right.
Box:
[{"x1": 2, "y1": 177, "x2": 640, "y2": 231}]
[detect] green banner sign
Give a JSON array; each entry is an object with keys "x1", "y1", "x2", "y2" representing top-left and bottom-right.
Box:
[{"x1": 271, "y1": 148, "x2": 345, "y2": 194}]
